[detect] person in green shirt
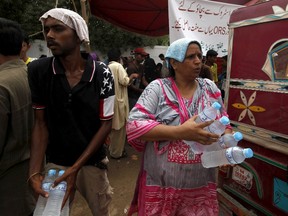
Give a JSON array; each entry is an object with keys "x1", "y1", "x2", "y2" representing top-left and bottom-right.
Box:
[
  {"x1": 205, "y1": 49, "x2": 218, "y2": 83},
  {"x1": 20, "y1": 35, "x2": 37, "y2": 65},
  {"x1": 0, "y1": 17, "x2": 35, "y2": 216}
]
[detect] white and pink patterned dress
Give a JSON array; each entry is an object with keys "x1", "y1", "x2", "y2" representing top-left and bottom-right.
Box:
[{"x1": 127, "y1": 77, "x2": 231, "y2": 216}]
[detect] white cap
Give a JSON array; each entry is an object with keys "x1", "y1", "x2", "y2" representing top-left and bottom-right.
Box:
[{"x1": 40, "y1": 8, "x2": 89, "y2": 43}]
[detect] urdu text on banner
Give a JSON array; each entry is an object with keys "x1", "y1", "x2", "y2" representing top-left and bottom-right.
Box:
[{"x1": 168, "y1": 0, "x2": 243, "y2": 57}]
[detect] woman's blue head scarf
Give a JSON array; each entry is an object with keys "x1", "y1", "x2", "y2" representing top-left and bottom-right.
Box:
[{"x1": 165, "y1": 38, "x2": 202, "y2": 69}]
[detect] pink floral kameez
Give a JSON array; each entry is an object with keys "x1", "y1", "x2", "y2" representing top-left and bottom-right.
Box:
[{"x1": 127, "y1": 77, "x2": 231, "y2": 216}]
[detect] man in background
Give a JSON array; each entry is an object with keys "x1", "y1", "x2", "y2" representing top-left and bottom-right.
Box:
[
  {"x1": 127, "y1": 47, "x2": 147, "y2": 110},
  {"x1": 158, "y1": 53, "x2": 169, "y2": 78},
  {"x1": 0, "y1": 17, "x2": 35, "y2": 216},
  {"x1": 205, "y1": 49, "x2": 218, "y2": 83},
  {"x1": 107, "y1": 48, "x2": 138, "y2": 159},
  {"x1": 143, "y1": 54, "x2": 159, "y2": 84},
  {"x1": 218, "y1": 55, "x2": 228, "y2": 100},
  {"x1": 20, "y1": 35, "x2": 37, "y2": 65}
]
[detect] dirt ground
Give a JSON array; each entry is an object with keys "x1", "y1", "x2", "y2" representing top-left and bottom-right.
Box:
[{"x1": 71, "y1": 144, "x2": 142, "y2": 216}]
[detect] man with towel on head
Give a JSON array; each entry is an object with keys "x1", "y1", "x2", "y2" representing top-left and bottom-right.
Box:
[{"x1": 27, "y1": 8, "x2": 115, "y2": 216}]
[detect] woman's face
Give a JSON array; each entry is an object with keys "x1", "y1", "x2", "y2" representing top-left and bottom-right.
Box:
[{"x1": 172, "y1": 43, "x2": 203, "y2": 80}]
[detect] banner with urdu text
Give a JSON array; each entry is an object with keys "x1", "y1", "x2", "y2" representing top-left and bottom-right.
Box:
[{"x1": 168, "y1": 0, "x2": 243, "y2": 56}]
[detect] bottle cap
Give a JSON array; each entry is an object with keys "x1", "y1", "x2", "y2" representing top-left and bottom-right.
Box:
[
  {"x1": 243, "y1": 148, "x2": 253, "y2": 158},
  {"x1": 48, "y1": 169, "x2": 57, "y2": 176},
  {"x1": 58, "y1": 170, "x2": 65, "y2": 176},
  {"x1": 219, "y1": 116, "x2": 230, "y2": 125},
  {"x1": 212, "y1": 101, "x2": 221, "y2": 110},
  {"x1": 233, "y1": 132, "x2": 243, "y2": 141}
]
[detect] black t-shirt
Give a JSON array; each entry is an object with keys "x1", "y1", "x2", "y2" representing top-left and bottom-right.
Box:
[
  {"x1": 28, "y1": 55, "x2": 115, "y2": 166},
  {"x1": 143, "y1": 57, "x2": 159, "y2": 83}
]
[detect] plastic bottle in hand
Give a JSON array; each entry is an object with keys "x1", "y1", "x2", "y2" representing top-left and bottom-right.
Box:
[
  {"x1": 222, "y1": 132, "x2": 243, "y2": 148},
  {"x1": 189, "y1": 116, "x2": 230, "y2": 153},
  {"x1": 42, "y1": 170, "x2": 67, "y2": 216},
  {"x1": 33, "y1": 169, "x2": 57, "y2": 216},
  {"x1": 201, "y1": 146, "x2": 253, "y2": 168},
  {"x1": 204, "y1": 132, "x2": 243, "y2": 152},
  {"x1": 195, "y1": 101, "x2": 221, "y2": 123},
  {"x1": 184, "y1": 102, "x2": 222, "y2": 153},
  {"x1": 205, "y1": 116, "x2": 230, "y2": 135},
  {"x1": 59, "y1": 170, "x2": 69, "y2": 216}
]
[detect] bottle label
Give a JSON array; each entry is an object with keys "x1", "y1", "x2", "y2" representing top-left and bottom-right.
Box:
[
  {"x1": 225, "y1": 148, "x2": 237, "y2": 164},
  {"x1": 198, "y1": 111, "x2": 209, "y2": 122},
  {"x1": 218, "y1": 137, "x2": 226, "y2": 148},
  {"x1": 50, "y1": 183, "x2": 67, "y2": 192},
  {"x1": 207, "y1": 123, "x2": 218, "y2": 133}
]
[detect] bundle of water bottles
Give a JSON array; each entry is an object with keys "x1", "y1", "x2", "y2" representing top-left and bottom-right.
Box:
[
  {"x1": 33, "y1": 169, "x2": 69, "y2": 216},
  {"x1": 184, "y1": 101, "x2": 254, "y2": 168}
]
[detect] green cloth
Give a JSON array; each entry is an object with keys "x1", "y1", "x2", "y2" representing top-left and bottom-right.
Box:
[{"x1": 0, "y1": 59, "x2": 35, "y2": 214}]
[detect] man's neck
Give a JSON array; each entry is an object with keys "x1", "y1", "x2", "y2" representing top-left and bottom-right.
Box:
[
  {"x1": 21, "y1": 55, "x2": 29, "y2": 63},
  {"x1": 58, "y1": 52, "x2": 86, "y2": 74},
  {"x1": 133, "y1": 59, "x2": 141, "y2": 66},
  {"x1": 205, "y1": 61, "x2": 213, "y2": 67}
]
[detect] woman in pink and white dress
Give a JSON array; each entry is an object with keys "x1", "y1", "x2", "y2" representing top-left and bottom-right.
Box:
[{"x1": 126, "y1": 38, "x2": 232, "y2": 216}]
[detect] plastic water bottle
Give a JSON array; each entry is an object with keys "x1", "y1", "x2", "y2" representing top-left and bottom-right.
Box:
[
  {"x1": 195, "y1": 101, "x2": 221, "y2": 123},
  {"x1": 201, "y1": 146, "x2": 253, "y2": 168},
  {"x1": 42, "y1": 170, "x2": 67, "y2": 216},
  {"x1": 184, "y1": 102, "x2": 222, "y2": 153},
  {"x1": 222, "y1": 132, "x2": 243, "y2": 148},
  {"x1": 185, "y1": 116, "x2": 230, "y2": 154},
  {"x1": 205, "y1": 116, "x2": 230, "y2": 135},
  {"x1": 59, "y1": 170, "x2": 69, "y2": 216},
  {"x1": 204, "y1": 132, "x2": 243, "y2": 152},
  {"x1": 33, "y1": 169, "x2": 57, "y2": 216},
  {"x1": 200, "y1": 116, "x2": 230, "y2": 152}
]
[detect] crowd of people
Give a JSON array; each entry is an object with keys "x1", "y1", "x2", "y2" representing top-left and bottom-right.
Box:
[{"x1": 1, "y1": 7, "x2": 231, "y2": 216}]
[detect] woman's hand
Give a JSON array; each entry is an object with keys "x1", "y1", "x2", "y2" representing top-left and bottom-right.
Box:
[{"x1": 179, "y1": 115, "x2": 220, "y2": 145}]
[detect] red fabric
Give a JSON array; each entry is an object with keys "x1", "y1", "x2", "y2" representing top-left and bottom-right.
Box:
[
  {"x1": 89, "y1": 0, "x2": 258, "y2": 37},
  {"x1": 89, "y1": 0, "x2": 168, "y2": 37},
  {"x1": 129, "y1": 171, "x2": 219, "y2": 216}
]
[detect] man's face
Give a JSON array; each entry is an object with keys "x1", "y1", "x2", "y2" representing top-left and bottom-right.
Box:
[
  {"x1": 20, "y1": 41, "x2": 30, "y2": 59},
  {"x1": 42, "y1": 17, "x2": 80, "y2": 56},
  {"x1": 134, "y1": 53, "x2": 145, "y2": 63},
  {"x1": 208, "y1": 55, "x2": 217, "y2": 64}
]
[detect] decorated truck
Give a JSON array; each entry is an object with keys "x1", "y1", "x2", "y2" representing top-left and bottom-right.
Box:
[{"x1": 217, "y1": 0, "x2": 288, "y2": 215}]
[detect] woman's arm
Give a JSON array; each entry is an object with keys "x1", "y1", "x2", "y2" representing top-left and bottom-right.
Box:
[{"x1": 140, "y1": 115, "x2": 219, "y2": 145}]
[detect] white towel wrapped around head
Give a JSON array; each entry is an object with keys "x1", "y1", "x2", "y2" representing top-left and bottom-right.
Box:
[{"x1": 40, "y1": 8, "x2": 89, "y2": 43}]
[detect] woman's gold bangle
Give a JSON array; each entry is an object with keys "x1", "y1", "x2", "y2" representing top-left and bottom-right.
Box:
[{"x1": 27, "y1": 172, "x2": 42, "y2": 183}]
